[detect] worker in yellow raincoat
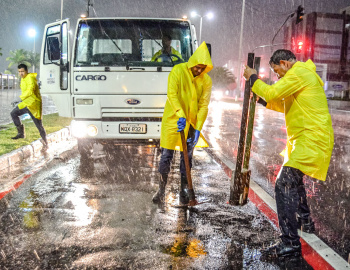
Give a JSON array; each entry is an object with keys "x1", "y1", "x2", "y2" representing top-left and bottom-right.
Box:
[
  {"x1": 152, "y1": 42, "x2": 213, "y2": 204},
  {"x1": 151, "y1": 34, "x2": 182, "y2": 63},
  {"x1": 244, "y1": 50, "x2": 334, "y2": 258},
  {"x1": 11, "y1": 64, "x2": 48, "y2": 149}
]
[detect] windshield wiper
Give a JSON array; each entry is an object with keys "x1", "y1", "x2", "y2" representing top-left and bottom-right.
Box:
[
  {"x1": 140, "y1": 28, "x2": 174, "y2": 66},
  {"x1": 97, "y1": 22, "x2": 128, "y2": 67}
]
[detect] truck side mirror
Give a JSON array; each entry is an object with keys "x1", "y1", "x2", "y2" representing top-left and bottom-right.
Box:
[
  {"x1": 47, "y1": 37, "x2": 60, "y2": 61},
  {"x1": 206, "y1": 43, "x2": 212, "y2": 57}
]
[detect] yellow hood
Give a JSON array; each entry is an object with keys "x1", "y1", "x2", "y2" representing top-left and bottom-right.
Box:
[
  {"x1": 187, "y1": 42, "x2": 213, "y2": 75},
  {"x1": 294, "y1": 59, "x2": 324, "y2": 87}
]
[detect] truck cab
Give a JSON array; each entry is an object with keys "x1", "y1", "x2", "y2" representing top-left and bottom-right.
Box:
[{"x1": 40, "y1": 17, "x2": 198, "y2": 166}]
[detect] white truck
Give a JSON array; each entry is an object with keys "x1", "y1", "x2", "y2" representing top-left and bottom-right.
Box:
[{"x1": 40, "y1": 17, "x2": 202, "y2": 166}]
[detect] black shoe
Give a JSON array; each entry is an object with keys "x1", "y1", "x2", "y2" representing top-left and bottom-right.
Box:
[
  {"x1": 298, "y1": 219, "x2": 315, "y2": 233},
  {"x1": 41, "y1": 138, "x2": 49, "y2": 151},
  {"x1": 12, "y1": 124, "x2": 25, "y2": 139},
  {"x1": 262, "y1": 240, "x2": 301, "y2": 258}
]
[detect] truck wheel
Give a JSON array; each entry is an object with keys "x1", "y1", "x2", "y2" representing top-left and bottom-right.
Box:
[{"x1": 78, "y1": 139, "x2": 94, "y2": 177}]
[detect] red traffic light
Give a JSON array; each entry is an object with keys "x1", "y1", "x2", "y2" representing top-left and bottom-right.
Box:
[{"x1": 296, "y1": 40, "x2": 303, "y2": 53}]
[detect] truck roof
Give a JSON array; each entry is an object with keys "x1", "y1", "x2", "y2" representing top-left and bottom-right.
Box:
[{"x1": 77, "y1": 17, "x2": 190, "y2": 23}]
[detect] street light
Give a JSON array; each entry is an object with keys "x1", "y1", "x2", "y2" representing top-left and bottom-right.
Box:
[
  {"x1": 28, "y1": 28, "x2": 36, "y2": 73},
  {"x1": 191, "y1": 11, "x2": 214, "y2": 44}
]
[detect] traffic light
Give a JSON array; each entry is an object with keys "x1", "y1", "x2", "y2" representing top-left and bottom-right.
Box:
[
  {"x1": 296, "y1": 5, "x2": 304, "y2": 24},
  {"x1": 296, "y1": 40, "x2": 303, "y2": 53}
]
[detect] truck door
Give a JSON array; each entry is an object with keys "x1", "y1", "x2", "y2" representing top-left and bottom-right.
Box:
[{"x1": 40, "y1": 19, "x2": 71, "y2": 117}]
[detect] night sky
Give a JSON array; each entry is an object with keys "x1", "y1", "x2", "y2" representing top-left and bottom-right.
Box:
[{"x1": 0, "y1": 0, "x2": 349, "y2": 76}]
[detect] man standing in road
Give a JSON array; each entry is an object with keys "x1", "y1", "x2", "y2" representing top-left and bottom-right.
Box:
[
  {"x1": 243, "y1": 50, "x2": 334, "y2": 257},
  {"x1": 11, "y1": 64, "x2": 48, "y2": 150},
  {"x1": 152, "y1": 42, "x2": 213, "y2": 204}
]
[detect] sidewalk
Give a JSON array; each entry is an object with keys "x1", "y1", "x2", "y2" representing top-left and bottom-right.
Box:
[{"x1": 0, "y1": 88, "x2": 57, "y2": 125}]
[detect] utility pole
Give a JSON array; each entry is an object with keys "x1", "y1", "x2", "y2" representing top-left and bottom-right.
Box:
[
  {"x1": 236, "y1": 0, "x2": 246, "y2": 97},
  {"x1": 61, "y1": 0, "x2": 63, "y2": 20},
  {"x1": 87, "y1": 0, "x2": 93, "y2": 17}
]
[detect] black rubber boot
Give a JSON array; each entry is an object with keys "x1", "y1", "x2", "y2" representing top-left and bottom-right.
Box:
[
  {"x1": 41, "y1": 137, "x2": 49, "y2": 151},
  {"x1": 298, "y1": 218, "x2": 315, "y2": 233},
  {"x1": 12, "y1": 124, "x2": 25, "y2": 139},
  {"x1": 152, "y1": 174, "x2": 168, "y2": 204},
  {"x1": 179, "y1": 174, "x2": 189, "y2": 204},
  {"x1": 262, "y1": 240, "x2": 301, "y2": 258}
]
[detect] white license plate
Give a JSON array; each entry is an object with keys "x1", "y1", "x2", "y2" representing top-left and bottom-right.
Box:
[{"x1": 119, "y1": 123, "x2": 147, "y2": 134}]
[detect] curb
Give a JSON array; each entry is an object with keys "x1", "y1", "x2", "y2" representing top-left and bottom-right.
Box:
[
  {"x1": 205, "y1": 148, "x2": 350, "y2": 270},
  {"x1": 0, "y1": 126, "x2": 73, "y2": 201},
  {"x1": 0, "y1": 127, "x2": 71, "y2": 173}
]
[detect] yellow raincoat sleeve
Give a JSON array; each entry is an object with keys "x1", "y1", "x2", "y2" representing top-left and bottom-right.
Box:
[
  {"x1": 167, "y1": 67, "x2": 186, "y2": 119},
  {"x1": 252, "y1": 73, "x2": 302, "y2": 103},
  {"x1": 266, "y1": 100, "x2": 284, "y2": 113},
  {"x1": 195, "y1": 76, "x2": 212, "y2": 131},
  {"x1": 151, "y1": 51, "x2": 161, "y2": 62}
]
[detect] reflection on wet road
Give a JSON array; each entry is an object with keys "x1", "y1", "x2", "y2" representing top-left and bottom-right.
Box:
[
  {"x1": 203, "y1": 100, "x2": 350, "y2": 261},
  {"x1": 0, "y1": 143, "x2": 313, "y2": 269}
]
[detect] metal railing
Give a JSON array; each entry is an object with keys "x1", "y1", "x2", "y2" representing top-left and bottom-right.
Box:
[{"x1": 0, "y1": 73, "x2": 18, "y2": 90}]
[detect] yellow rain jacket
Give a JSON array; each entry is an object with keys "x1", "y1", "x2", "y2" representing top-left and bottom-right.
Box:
[
  {"x1": 252, "y1": 59, "x2": 334, "y2": 181},
  {"x1": 160, "y1": 42, "x2": 213, "y2": 151},
  {"x1": 18, "y1": 73, "x2": 42, "y2": 120},
  {"x1": 151, "y1": 47, "x2": 183, "y2": 62}
]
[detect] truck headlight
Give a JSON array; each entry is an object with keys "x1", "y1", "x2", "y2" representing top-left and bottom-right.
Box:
[
  {"x1": 76, "y1": 99, "x2": 93, "y2": 105},
  {"x1": 87, "y1": 125, "x2": 98, "y2": 136}
]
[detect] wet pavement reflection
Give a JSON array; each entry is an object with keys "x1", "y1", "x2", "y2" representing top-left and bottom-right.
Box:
[
  {"x1": 203, "y1": 99, "x2": 350, "y2": 261},
  {"x1": 0, "y1": 143, "x2": 313, "y2": 269}
]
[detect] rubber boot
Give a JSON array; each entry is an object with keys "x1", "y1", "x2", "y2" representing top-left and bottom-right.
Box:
[
  {"x1": 298, "y1": 217, "x2": 315, "y2": 233},
  {"x1": 152, "y1": 174, "x2": 168, "y2": 204},
  {"x1": 41, "y1": 136, "x2": 49, "y2": 151},
  {"x1": 179, "y1": 174, "x2": 189, "y2": 204},
  {"x1": 12, "y1": 124, "x2": 25, "y2": 140}
]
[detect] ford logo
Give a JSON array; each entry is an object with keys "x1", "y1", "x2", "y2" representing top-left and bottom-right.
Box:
[
  {"x1": 332, "y1": 84, "x2": 344, "y2": 90},
  {"x1": 125, "y1": 98, "x2": 141, "y2": 105}
]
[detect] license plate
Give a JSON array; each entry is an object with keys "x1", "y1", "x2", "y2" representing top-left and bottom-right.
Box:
[{"x1": 119, "y1": 123, "x2": 147, "y2": 134}]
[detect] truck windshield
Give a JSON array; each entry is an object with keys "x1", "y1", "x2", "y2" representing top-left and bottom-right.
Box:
[{"x1": 74, "y1": 19, "x2": 192, "y2": 67}]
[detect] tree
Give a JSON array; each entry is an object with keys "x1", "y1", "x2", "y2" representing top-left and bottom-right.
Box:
[
  {"x1": 0, "y1": 47, "x2": 2, "y2": 56},
  {"x1": 6, "y1": 49, "x2": 31, "y2": 70},
  {"x1": 26, "y1": 51, "x2": 40, "y2": 73},
  {"x1": 209, "y1": 67, "x2": 236, "y2": 90},
  {"x1": 4, "y1": 68, "x2": 15, "y2": 74}
]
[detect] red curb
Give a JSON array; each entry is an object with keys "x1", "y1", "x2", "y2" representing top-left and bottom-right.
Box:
[{"x1": 0, "y1": 174, "x2": 31, "y2": 200}]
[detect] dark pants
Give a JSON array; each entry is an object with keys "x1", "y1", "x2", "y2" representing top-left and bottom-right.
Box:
[
  {"x1": 275, "y1": 166, "x2": 311, "y2": 245},
  {"x1": 10, "y1": 106, "x2": 47, "y2": 140},
  {"x1": 158, "y1": 126, "x2": 196, "y2": 177}
]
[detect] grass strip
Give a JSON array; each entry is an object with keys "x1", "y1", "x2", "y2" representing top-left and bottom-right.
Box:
[{"x1": 0, "y1": 113, "x2": 71, "y2": 156}]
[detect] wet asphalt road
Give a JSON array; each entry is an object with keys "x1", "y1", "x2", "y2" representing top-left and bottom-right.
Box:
[
  {"x1": 0, "y1": 143, "x2": 314, "y2": 269},
  {"x1": 202, "y1": 99, "x2": 350, "y2": 261}
]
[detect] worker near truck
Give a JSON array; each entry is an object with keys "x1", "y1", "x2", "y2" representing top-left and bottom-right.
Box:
[
  {"x1": 243, "y1": 49, "x2": 334, "y2": 257},
  {"x1": 152, "y1": 42, "x2": 213, "y2": 204},
  {"x1": 151, "y1": 34, "x2": 182, "y2": 62},
  {"x1": 11, "y1": 64, "x2": 48, "y2": 150}
]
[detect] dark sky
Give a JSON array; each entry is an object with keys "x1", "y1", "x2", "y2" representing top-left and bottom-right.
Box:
[{"x1": 0, "y1": 0, "x2": 349, "y2": 75}]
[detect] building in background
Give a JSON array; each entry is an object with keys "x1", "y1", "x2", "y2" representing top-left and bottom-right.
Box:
[{"x1": 283, "y1": 7, "x2": 350, "y2": 99}]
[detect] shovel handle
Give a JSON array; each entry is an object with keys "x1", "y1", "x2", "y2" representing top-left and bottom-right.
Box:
[{"x1": 180, "y1": 130, "x2": 193, "y2": 190}]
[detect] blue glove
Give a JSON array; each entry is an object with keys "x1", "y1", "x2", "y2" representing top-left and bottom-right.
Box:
[
  {"x1": 193, "y1": 130, "x2": 200, "y2": 146},
  {"x1": 177, "y1": 117, "x2": 186, "y2": 132}
]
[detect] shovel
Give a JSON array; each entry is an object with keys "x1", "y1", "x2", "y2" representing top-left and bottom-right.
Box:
[{"x1": 172, "y1": 130, "x2": 209, "y2": 208}]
